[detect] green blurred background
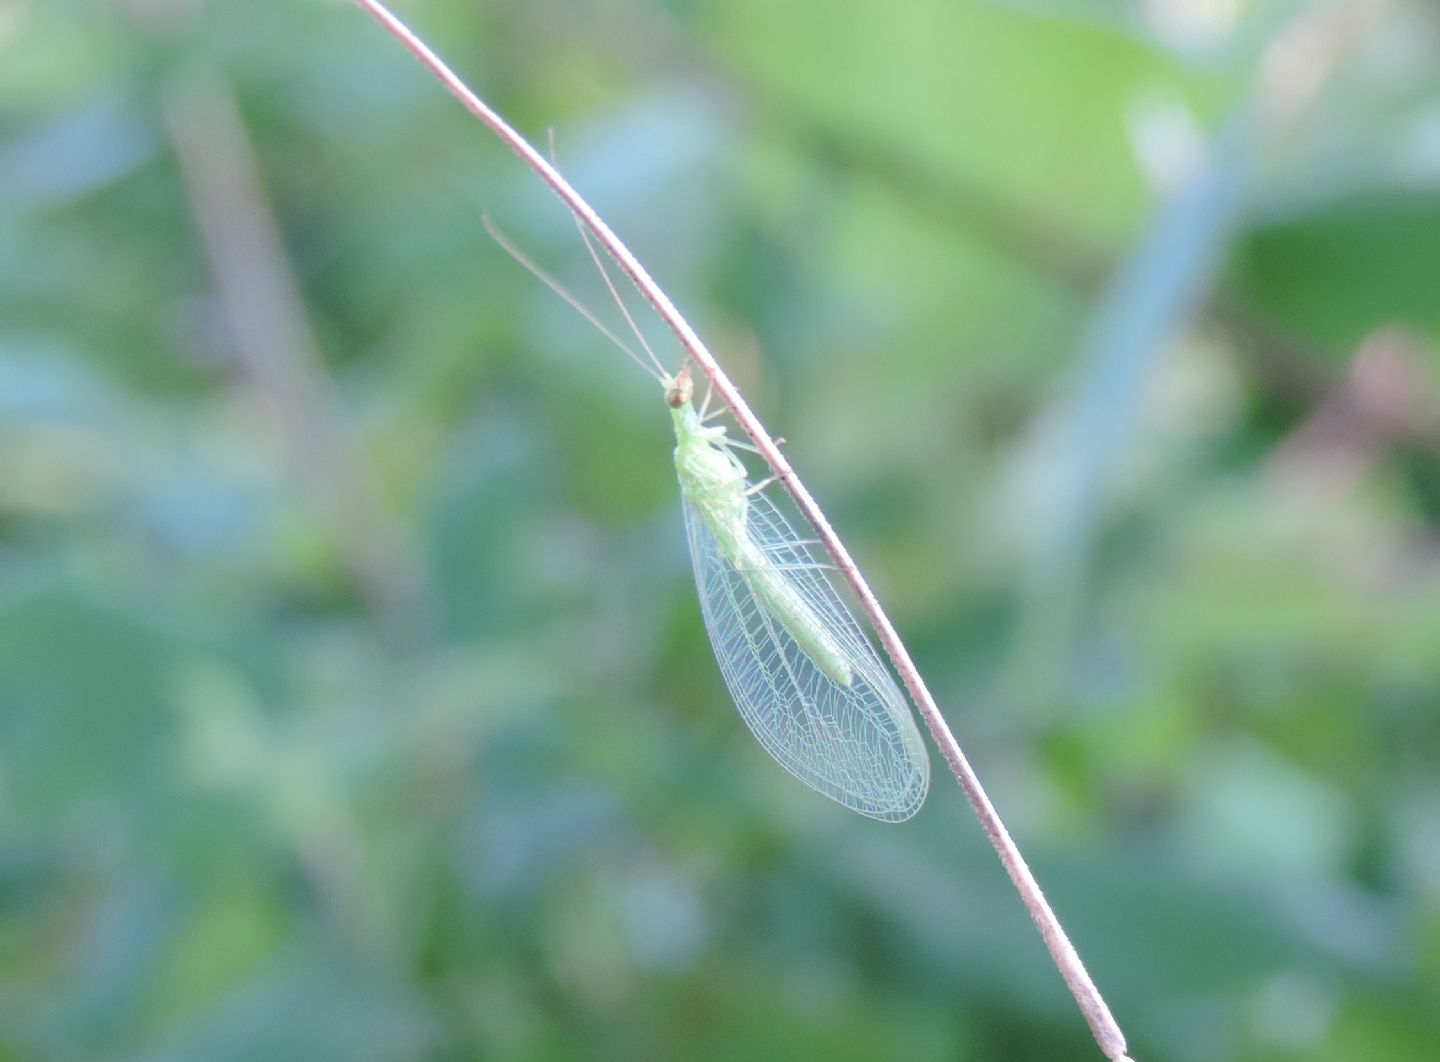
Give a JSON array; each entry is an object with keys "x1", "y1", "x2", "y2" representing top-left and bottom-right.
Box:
[{"x1": 4, "y1": 0, "x2": 1440, "y2": 1059}]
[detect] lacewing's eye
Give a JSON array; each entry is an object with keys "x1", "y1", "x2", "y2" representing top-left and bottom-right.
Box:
[{"x1": 667, "y1": 366, "x2": 693, "y2": 408}]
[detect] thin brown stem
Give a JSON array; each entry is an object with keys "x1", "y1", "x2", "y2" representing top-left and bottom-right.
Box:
[{"x1": 353, "y1": 2, "x2": 1132, "y2": 1058}]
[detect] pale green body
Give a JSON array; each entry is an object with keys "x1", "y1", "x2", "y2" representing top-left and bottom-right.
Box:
[
  {"x1": 487, "y1": 216, "x2": 928, "y2": 818},
  {"x1": 671, "y1": 400, "x2": 855, "y2": 686}
]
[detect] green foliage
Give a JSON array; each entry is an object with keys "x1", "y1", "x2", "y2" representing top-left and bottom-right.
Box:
[{"x1": 3, "y1": 1, "x2": 1439, "y2": 1059}]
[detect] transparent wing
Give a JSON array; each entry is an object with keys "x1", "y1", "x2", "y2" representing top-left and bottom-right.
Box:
[{"x1": 683, "y1": 491, "x2": 930, "y2": 821}]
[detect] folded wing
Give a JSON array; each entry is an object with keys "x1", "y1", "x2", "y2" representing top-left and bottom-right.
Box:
[{"x1": 683, "y1": 491, "x2": 930, "y2": 822}]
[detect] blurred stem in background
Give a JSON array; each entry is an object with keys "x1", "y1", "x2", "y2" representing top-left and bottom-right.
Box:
[
  {"x1": 1008, "y1": 2, "x2": 1388, "y2": 715},
  {"x1": 163, "y1": 65, "x2": 427, "y2": 639}
]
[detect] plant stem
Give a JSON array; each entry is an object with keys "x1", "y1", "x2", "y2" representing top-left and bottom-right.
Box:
[{"x1": 353, "y1": 2, "x2": 1133, "y2": 1057}]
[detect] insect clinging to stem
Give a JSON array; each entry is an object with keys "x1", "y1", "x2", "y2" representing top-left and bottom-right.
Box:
[
  {"x1": 484, "y1": 212, "x2": 930, "y2": 821},
  {"x1": 355, "y1": 5, "x2": 1137, "y2": 1054}
]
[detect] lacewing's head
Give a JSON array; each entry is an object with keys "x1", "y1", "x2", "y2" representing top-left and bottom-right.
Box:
[{"x1": 665, "y1": 365, "x2": 693, "y2": 409}]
